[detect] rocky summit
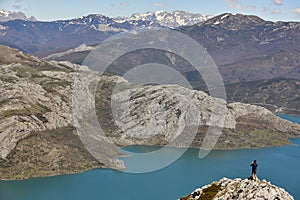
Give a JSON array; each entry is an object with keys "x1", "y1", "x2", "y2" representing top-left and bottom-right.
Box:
[{"x1": 180, "y1": 177, "x2": 294, "y2": 200}]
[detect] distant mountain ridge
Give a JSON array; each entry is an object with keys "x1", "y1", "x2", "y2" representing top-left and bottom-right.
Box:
[
  {"x1": 0, "y1": 9, "x2": 36, "y2": 22},
  {"x1": 0, "y1": 12, "x2": 299, "y2": 86},
  {"x1": 114, "y1": 10, "x2": 213, "y2": 28},
  {"x1": 0, "y1": 45, "x2": 299, "y2": 179},
  {"x1": 0, "y1": 10, "x2": 211, "y2": 56},
  {"x1": 41, "y1": 13, "x2": 300, "y2": 83},
  {"x1": 179, "y1": 13, "x2": 300, "y2": 82},
  {"x1": 37, "y1": 13, "x2": 300, "y2": 113}
]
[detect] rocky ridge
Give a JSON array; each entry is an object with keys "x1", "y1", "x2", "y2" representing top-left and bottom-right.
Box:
[
  {"x1": 99, "y1": 81, "x2": 300, "y2": 149},
  {"x1": 179, "y1": 13, "x2": 300, "y2": 83},
  {"x1": 0, "y1": 45, "x2": 300, "y2": 179},
  {"x1": 0, "y1": 10, "x2": 211, "y2": 56},
  {"x1": 114, "y1": 10, "x2": 213, "y2": 28},
  {"x1": 32, "y1": 13, "x2": 300, "y2": 115},
  {"x1": 180, "y1": 177, "x2": 294, "y2": 200},
  {"x1": 0, "y1": 45, "x2": 120, "y2": 179},
  {"x1": 0, "y1": 9, "x2": 36, "y2": 22}
]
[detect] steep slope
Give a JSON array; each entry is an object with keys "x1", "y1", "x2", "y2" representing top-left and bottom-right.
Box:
[
  {"x1": 44, "y1": 47, "x2": 300, "y2": 114},
  {"x1": 0, "y1": 10, "x2": 209, "y2": 56},
  {"x1": 0, "y1": 18, "x2": 111, "y2": 56},
  {"x1": 41, "y1": 13, "x2": 300, "y2": 84},
  {"x1": 49, "y1": 13, "x2": 299, "y2": 114},
  {"x1": 0, "y1": 45, "x2": 299, "y2": 179},
  {"x1": 98, "y1": 81, "x2": 300, "y2": 149},
  {"x1": 0, "y1": 45, "x2": 121, "y2": 179},
  {"x1": 2, "y1": 12, "x2": 296, "y2": 84},
  {"x1": 180, "y1": 177, "x2": 294, "y2": 200},
  {"x1": 225, "y1": 78, "x2": 300, "y2": 115},
  {"x1": 179, "y1": 13, "x2": 300, "y2": 82}
]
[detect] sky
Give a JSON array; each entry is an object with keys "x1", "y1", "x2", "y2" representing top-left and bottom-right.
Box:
[{"x1": 0, "y1": 0, "x2": 300, "y2": 21}]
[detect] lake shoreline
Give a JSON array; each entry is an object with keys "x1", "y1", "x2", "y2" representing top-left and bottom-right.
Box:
[
  {"x1": 2, "y1": 138, "x2": 299, "y2": 181},
  {"x1": 1, "y1": 114, "x2": 299, "y2": 181}
]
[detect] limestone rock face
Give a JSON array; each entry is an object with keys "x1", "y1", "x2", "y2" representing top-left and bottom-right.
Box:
[
  {"x1": 0, "y1": 45, "x2": 300, "y2": 179},
  {"x1": 109, "y1": 83, "x2": 300, "y2": 147},
  {"x1": 0, "y1": 63, "x2": 74, "y2": 159},
  {"x1": 1, "y1": 44, "x2": 300, "y2": 159},
  {"x1": 181, "y1": 177, "x2": 294, "y2": 200}
]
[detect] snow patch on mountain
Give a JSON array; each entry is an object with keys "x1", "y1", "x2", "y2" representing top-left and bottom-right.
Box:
[
  {"x1": 114, "y1": 10, "x2": 213, "y2": 28},
  {"x1": 0, "y1": 9, "x2": 36, "y2": 22}
]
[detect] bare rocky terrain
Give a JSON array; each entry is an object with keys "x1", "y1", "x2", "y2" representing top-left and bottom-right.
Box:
[
  {"x1": 180, "y1": 177, "x2": 294, "y2": 200},
  {"x1": 1, "y1": 12, "x2": 299, "y2": 116},
  {"x1": 0, "y1": 45, "x2": 299, "y2": 180}
]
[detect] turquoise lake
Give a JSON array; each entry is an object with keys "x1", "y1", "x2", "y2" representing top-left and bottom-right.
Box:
[{"x1": 0, "y1": 115, "x2": 299, "y2": 200}]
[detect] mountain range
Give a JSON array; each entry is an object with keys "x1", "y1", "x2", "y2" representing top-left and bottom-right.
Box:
[
  {"x1": 114, "y1": 10, "x2": 213, "y2": 28},
  {"x1": 0, "y1": 10, "x2": 210, "y2": 56},
  {"x1": 0, "y1": 45, "x2": 299, "y2": 179},
  {"x1": 0, "y1": 10, "x2": 36, "y2": 22},
  {"x1": 0, "y1": 11, "x2": 299, "y2": 114}
]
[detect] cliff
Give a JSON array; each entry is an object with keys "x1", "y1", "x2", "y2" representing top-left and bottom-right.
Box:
[{"x1": 180, "y1": 177, "x2": 294, "y2": 200}]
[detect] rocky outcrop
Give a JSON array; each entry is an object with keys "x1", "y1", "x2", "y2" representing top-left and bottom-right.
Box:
[
  {"x1": 0, "y1": 45, "x2": 124, "y2": 179},
  {"x1": 180, "y1": 177, "x2": 294, "y2": 200},
  {"x1": 2, "y1": 44, "x2": 299, "y2": 159},
  {"x1": 0, "y1": 47, "x2": 74, "y2": 159},
  {"x1": 104, "y1": 83, "x2": 300, "y2": 149},
  {"x1": 0, "y1": 45, "x2": 299, "y2": 179}
]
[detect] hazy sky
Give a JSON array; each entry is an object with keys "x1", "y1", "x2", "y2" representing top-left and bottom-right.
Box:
[{"x1": 1, "y1": 0, "x2": 300, "y2": 21}]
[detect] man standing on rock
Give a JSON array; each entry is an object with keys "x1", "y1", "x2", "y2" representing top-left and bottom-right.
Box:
[{"x1": 250, "y1": 160, "x2": 258, "y2": 180}]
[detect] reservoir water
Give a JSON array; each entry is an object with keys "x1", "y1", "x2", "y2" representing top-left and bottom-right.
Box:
[{"x1": 0, "y1": 115, "x2": 299, "y2": 200}]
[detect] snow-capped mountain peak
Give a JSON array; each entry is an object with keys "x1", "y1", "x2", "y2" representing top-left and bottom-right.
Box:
[
  {"x1": 54, "y1": 10, "x2": 212, "y2": 33},
  {"x1": 0, "y1": 9, "x2": 37, "y2": 22},
  {"x1": 114, "y1": 10, "x2": 213, "y2": 28},
  {"x1": 0, "y1": 10, "x2": 10, "y2": 17}
]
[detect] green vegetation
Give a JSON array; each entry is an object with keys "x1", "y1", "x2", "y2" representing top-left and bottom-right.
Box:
[
  {"x1": 95, "y1": 79, "x2": 119, "y2": 137},
  {"x1": 225, "y1": 78, "x2": 300, "y2": 115},
  {"x1": 0, "y1": 101, "x2": 53, "y2": 121},
  {"x1": 180, "y1": 184, "x2": 222, "y2": 200},
  {"x1": 198, "y1": 184, "x2": 222, "y2": 200},
  {"x1": 41, "y1": 80, "x2": 72, "y2": 93},
  {"x1": 0, "y1": 109, "x2": 32, "y2": 120},
  {"x1": 13, "y1": 65, "x2": 38, "y2": 78},
  {"x1": 180, "y1": 194, "x2": 193, "y2": 200},
  {"x1": 0, "y1": 127, "x2": 104, "y2": 180}
]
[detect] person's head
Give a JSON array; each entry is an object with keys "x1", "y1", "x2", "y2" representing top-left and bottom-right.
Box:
[{"x1": 254, "y1": 160, "x2": 256, "y2": 163}]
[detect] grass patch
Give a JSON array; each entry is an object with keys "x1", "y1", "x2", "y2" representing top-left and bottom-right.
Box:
[
  {"x1": 180, "y1": 184, "x2": 221, "y2": 200},
  {"x1": 180, "y1": 194, "x2": 193, "y2": 200},
  {"x1": 0, "y1": 75, "x2": 18, "y2": 83},
  {"x1": 41, "y1": 80, "x2": 72, "y2": 93},
  {"x1": 198, "y1": 184, "x2": 222, "y2": 200},
  {"x1": 0, "y1": 103, "x2": 51, "y2": 120},
  {"x1": 12, "y1": 65, "x2": 38, "y2": 78}
]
